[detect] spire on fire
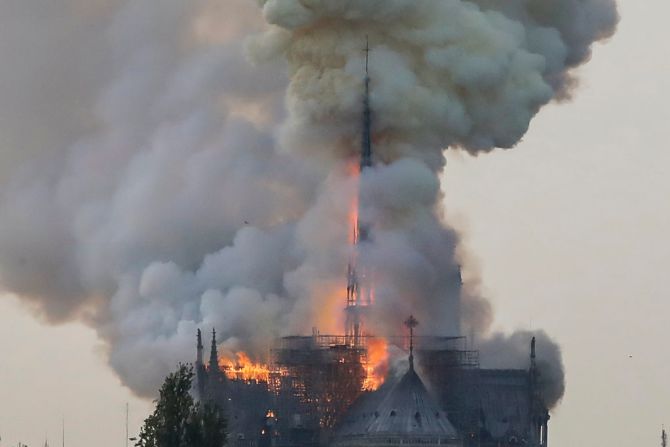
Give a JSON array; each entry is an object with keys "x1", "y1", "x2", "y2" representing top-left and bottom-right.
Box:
[{"x1": 345, "y1": 37, "x2": 374, "y2": 344}]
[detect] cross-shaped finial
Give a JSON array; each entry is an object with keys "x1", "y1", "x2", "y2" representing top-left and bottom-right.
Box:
[{"x1": 404, "y1": 314, "x2": 419, "y2": 349}]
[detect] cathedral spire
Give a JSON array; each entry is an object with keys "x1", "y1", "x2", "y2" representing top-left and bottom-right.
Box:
[
  {"x1": 209, "y1": 328, "x2": 220, "y2": 373},
  {"x1": 360, "y1": 35, "x2": 373, "y2": 172},
  {"x1": 345, "y1": 38, "x2": 375, "y2": 344},
  {"x1": 196, "y1": 328, "x2": 204, "y2": 365},
  {"x1": 530, "y1": 336, "x2": 537, "y2": 369},
  {"x1": 404, "y1": 315, "x2": 419, "y2": 371}
]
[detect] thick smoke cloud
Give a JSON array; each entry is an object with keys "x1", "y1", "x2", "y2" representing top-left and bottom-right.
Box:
[
  {"x1": 0, "y1": 0, "x2": 616, "y2": 400},
  {"x1": 479, "y1": 331, "x2": 566, "y2": 408},
  {"x1": 257, "y1": 0, "x2": 618, "y2": 158}
]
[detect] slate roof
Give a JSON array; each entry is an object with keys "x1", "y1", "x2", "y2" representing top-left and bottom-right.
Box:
[{"x1": 332, "y1": 365, "x2": 458, "y2": 442}]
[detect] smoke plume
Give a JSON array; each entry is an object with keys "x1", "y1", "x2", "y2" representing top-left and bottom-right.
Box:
[{"x1": 0, "y1": 0, "x2": 617, "y2": 400}]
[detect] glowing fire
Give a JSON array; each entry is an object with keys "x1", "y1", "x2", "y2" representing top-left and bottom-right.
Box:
[
  {"x1": 363, "y1": 338, "x2": 389, "y2": 391},
  {"x1": 346, "y1": 159, "x2": 361, "y2": 246},
  {"x1": 313, "y1": 281, "x2": 348, "y2": 334},
  {"x1": 219, "y1": 352, "x2": 271, "y2": 382}
]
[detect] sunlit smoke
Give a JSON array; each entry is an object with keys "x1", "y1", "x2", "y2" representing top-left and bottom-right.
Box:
[{"x1": 0, "y1": 0, "x2": 618, "y2": 403}]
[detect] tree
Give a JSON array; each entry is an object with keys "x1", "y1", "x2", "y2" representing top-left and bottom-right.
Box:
[{"x1": 136, "y1": 364, "x2": 227, "y2": 447}]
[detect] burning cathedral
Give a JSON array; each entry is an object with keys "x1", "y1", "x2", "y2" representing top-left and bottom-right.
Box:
[{"x1": 194, "y1": 46, "x2": 551, "y2": 447}]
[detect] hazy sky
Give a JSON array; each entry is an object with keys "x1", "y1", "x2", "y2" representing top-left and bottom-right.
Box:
[{"x1": 0, "y1": 0, "x2": 668, "y2": 446}]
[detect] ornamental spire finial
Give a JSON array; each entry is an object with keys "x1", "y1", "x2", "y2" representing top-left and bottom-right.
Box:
[{"x1": 404, "y1": 315, "x2": 419, "y2": 371}]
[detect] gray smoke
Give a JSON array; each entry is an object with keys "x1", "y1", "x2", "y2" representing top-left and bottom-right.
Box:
[
  {"x1": 479, "y1": 331, "x2": 566, "y2": 408},
  {"x1": 0, "y1": 0, "x2": 616, "y2": 401}
]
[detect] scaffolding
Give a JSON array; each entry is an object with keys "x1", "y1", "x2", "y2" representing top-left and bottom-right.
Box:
[
  {"x1": 270, "y1": 334, "x2": 479, "y2": 432},
  {"x1": 272, "y1": 335, "x2": 368, "y2": 430}
]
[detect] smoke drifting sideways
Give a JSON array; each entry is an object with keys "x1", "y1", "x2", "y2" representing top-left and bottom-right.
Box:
[{"x1": 0, "y1": 0, "x2": 616, "y2": 405}]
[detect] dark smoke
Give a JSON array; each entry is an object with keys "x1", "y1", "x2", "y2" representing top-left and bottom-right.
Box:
[
  {"x1": 479, "y1": 331, "x2": 566, "y2": 408},
  {"x1": 0, "y1": 0, "x2": 617, "y2": 401}
]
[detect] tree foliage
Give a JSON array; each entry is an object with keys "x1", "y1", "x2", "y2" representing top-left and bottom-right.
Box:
[{"x1": 136, "y1": 364, "x2": 227, "y2": 447}]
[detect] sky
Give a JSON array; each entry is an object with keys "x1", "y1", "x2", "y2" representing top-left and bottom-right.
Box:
[{"x1": 0, "y1": 0, "x2": 668, "y2": 446}]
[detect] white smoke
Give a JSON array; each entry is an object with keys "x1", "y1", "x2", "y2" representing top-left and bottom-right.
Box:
[
  {"x1": 256, "y1": 0, "x2": 618, "y2": 158},
  {"x1": 0, "y1": 0, "x2": 617, "y2": 399}
]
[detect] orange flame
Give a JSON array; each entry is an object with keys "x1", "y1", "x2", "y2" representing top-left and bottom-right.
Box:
[
  {"x1": 219, "y1": 352, "x2": 271, "y2": 382},
  {"x1": 346, "y1": 159, "x2": 361, "y2": 246},
  {"x1": 363, "y1": 338, "x2": 389, "y2": 391}
]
